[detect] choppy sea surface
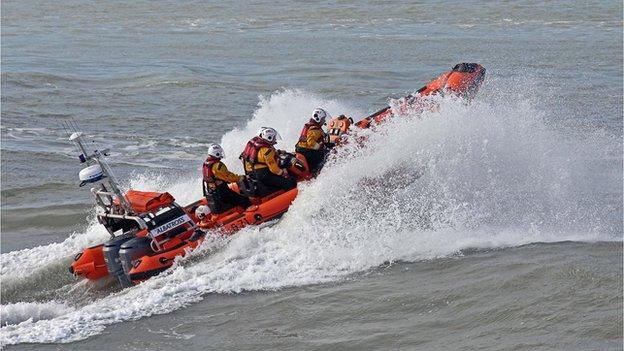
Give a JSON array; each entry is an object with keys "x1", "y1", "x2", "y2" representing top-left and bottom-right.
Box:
[{"x1": 1, "y1": 0, "x2": 622, "y2": 350}]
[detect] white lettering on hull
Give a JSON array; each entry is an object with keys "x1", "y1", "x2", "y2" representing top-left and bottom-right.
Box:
[{"x1": 149, "y1": 215, "x2": 191, "y2": 238}]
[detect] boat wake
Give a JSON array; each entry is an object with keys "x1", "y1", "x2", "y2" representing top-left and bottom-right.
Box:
[{"x1": 1, "y1": 86, "x2": 620, "y2": 345}]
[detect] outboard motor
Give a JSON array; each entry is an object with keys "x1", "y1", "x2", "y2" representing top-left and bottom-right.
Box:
[
  {"x1": 118, "y1": 204, "x2": 198, "y2": 283},
  {"x1": 102, "y1": 232, "x2": 135, "y2": 287},
  {"x1": 118, "y1": 236, "x2": 153, "y2": 278}
]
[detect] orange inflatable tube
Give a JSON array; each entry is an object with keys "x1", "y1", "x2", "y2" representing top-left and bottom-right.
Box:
[
  {"x1": 356, "y1": 63, "x2": 485, "y2": 128},
  {"x1": 127, "y1": 237, "x2": 203, "y2": 283},
  {"x1": 69, "y1": 244, "x2": 109, "y2": 280}
]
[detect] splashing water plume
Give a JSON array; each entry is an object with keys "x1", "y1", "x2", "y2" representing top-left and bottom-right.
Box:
[{"x1": 0, "y1": 87, "x2": 620, "y2": 345}]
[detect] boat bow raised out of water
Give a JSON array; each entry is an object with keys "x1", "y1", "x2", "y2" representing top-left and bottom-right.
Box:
[{"x1": 69, "y1": 63, "x2": 486, "y2": 287}]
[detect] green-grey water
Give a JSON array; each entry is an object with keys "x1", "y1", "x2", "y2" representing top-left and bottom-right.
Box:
[{"x1": 1, "y1": 1, "x2": 622, "y2": 349}]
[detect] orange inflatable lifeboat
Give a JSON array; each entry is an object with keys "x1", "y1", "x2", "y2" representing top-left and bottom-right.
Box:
[{"x1": 69, "y1": 63, "x2": 486, "y2": 287}]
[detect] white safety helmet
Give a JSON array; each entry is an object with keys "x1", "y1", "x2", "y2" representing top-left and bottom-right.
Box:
[
  {"x1": 311, "y1": 108, "x2": 329, "y2": 124},
  {"x1": 195, "y1": 205, "x2": 211, "y2": 220},
  {"x1": 207, "y1": 143, "x2": 225, "y2": 159},
  {"x1": 258, "y1": 127, "x2": 281, "y2": 144}
]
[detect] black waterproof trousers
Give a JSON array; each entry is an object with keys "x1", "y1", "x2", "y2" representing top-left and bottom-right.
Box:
[
  {"x1": 295, "y1": 146, "x2": 328, "y2": 175},
  {"x1": 249, "y1": 168, "x2": 297, "y2": 197},
  {"x1": 206, "y1": 183, "x2": 251, "y2": 214}
]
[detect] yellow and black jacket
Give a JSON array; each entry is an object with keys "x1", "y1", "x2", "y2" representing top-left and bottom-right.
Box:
[
  {"x1": 296, "y1": 122, "x2": 325, "y2": 150},
  {"x1": 203, "y1": 158, "x2": 241, "y2": 191},
  {"x1": 240, "y1": 136, "x2": 282, "y2": 175}
]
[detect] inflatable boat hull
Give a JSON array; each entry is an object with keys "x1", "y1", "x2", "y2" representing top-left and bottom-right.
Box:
[{"x1": 70, "y1": 63, "x2": 486, "y2": 286}]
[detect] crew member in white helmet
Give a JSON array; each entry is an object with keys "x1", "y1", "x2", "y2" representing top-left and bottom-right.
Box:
[
  {"x1": 203, "y1": 143, "x2": 251, "y2": 213},
  {"x1": 239, "y1": 127, "x2": 296, "y2": 196},
  {"x1": 194, "y1": 205, "x2": 215, "y2": 229},
  {"x1": 295, "y1": 108, "x2": 332, "y2": 174}
]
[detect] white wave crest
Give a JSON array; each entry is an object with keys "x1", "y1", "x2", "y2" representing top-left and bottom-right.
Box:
[
  {"x1": 1, "y1": 88, "x2": 620, "y2": 345},
  {"x1": 1, "y1": 301, "x2": 76, "y2": 326}
]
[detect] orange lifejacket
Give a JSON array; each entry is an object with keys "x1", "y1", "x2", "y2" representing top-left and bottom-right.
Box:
[
  {"x1": 202, "y1": 157, "x2": 225, "y2": 194},
  {"x1": 327, "y1": 115, "x2": 352, "y2": 143},
  {"x1": 240, "y1": 136, "x2": 273, "y2": 165},
  {"x1": 298, "y1": 122, "x2": 321, "y2": 142},
  {"x1": 202, "y1": 157, "x2": 219, "y2": 181}
]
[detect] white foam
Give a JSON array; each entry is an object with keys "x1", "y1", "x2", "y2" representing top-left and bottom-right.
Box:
[
  {"x1": 1, "y1": 217, "x2": 109, "y2": 283},
  {"x1": 1, "y1": 301, "x2": 76, "y2": 326},
  {"x1": 1, "y1": 88, "x2": 620, "y2": 345}
]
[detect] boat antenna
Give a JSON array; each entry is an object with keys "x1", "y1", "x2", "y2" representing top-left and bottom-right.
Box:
[{"x1": 68, "y1": 129, "x2": 134, "y2": 214}]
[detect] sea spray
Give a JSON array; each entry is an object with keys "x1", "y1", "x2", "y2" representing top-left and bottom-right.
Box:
[{"x1": 1, "y1": 87, "x2": 620, "y2": 345}]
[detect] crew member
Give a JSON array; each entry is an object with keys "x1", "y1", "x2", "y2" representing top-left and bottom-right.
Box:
[
  {"x1": 203, "y1": 144, "x2": 251, "y2": 214},
  {"x1": 194, "y1": 205, "x2": 215, "y2": 229},
  {"x1": 240, "y1": 127, "x2": 296, "y2": 196},
  {"x1": 327, "y1": 114, "x2": 353, "y2": 145},
  {"x1": 295, "y1": 108, "x2": 331, "y2": 174}
]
